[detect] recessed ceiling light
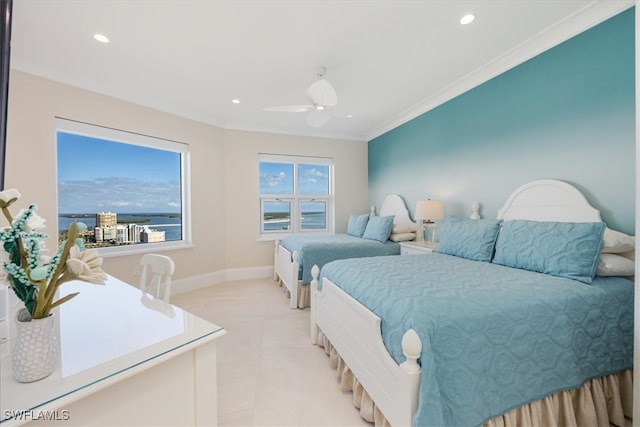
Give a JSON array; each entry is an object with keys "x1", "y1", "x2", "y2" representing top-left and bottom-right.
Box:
[
  {"x1": 232, "y1": 99, "x2": 240, "y2": 104},
  {"x1": 346, "y1": 115, "x2": 353, "y2": 118},
  {"x1": 460, "y1": 14, "x2": 475, "y2": 25},
  {"x1": 93, "y1": 34, "x2": 109, "y2": 43}
]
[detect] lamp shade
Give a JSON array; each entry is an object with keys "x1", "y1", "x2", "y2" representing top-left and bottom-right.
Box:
[{"x1": 415, "y1": 200, "x2": 444, "y2": 222}]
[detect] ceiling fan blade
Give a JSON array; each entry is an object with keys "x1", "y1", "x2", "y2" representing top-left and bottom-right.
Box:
[
  {"x1": 263, "y1": 105, "x2": 313, "y2": 113},
  {"x1": 306, "y1": 110, "x2": 331, "y2": 128},
  {"x1": 306, "y1": 79, "x2": 337, "y2": 107}
]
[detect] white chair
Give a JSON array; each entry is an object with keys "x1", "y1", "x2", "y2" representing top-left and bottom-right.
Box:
[{"x1": 139, "y1": 254, "x2": 175, "y2": 302}]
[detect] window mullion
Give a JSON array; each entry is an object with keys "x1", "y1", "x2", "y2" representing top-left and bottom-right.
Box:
[
  {"x1": 293, "y1": 162, "x2": 299, "y2": 233},
  {"x1": 259, "y1": 154, "x2": 333, "y2": 239}
]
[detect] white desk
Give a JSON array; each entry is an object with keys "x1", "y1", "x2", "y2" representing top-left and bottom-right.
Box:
[{"x1": 0, "y1": 275, "x2": 225, "y2": 426}]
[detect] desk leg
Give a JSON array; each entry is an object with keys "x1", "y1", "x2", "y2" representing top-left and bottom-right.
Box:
[{"x1": 194, "y1": 340, "x2": 218, "y2": 427}]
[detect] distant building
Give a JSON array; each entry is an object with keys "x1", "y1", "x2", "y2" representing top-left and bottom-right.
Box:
[
  {"x1": 141, "y1": 227, "x2": 165, "y2": 243},
  {"x1": 93, "y1": 212, "x2": 163, "y2": 245},
  {"x1": 130, "y1": 224, "x2": 144, "y2": 243},
  {"x1": 96, "y1": 212, "x2": 117, "y2": 228},
  {"x1": 94, "y1": 226, "x2": 117, "y2": 242},
  {"x1": 115, "y1": 224, "x2": 144, "y2": 244},
  {"x1": 115, "y1": 226, "x2": 129, "y2": 244}
]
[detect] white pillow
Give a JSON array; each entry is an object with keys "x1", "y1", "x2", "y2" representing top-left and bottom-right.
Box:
[
  {"x1": 596, "y1": 253, "x2": 635, "y2": 276},
  {"x1": 393, "y1": 222, "x2": 417, "y2": 234},
  {"x1": 389, "y1": 232, "x2": 415, "y2": 242},
  {"x1": 602, "y1": 228, "x2": 635, "y2": 253}
]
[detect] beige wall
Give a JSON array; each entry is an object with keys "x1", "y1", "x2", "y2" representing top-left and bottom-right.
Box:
[
  {"x1": 222, "y1": 129, "x2": 369, "y2": 270},
  {"x1": 4, "y1": 71, "x2": 368, "y2": 291}
]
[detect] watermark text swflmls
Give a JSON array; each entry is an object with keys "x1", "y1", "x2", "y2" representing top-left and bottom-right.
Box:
[{"x1": 3, "y1": 409, "x2": 70, "y2": 421}]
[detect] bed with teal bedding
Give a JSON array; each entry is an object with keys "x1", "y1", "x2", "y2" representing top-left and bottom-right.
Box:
[
  {"x1": 319, "y1": 252, "x2": 633, "y2": 427},
  {"x1": 310, "y1": 179, "x2": 635, "y2": 427},
  {"x1": 280, "y1": 234, "x2": 400, "y2": 284},
  {"x1": 275, "y1": 195, "x2": 414, "y2": 309}
]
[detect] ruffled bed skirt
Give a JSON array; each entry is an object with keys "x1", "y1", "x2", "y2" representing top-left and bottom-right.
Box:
[
  {"x1": 278, "y1": 281, "x2": 311, "y2": 308},
  {"x1": 316, "y1": 331, "x2": 633, "y2": 427}
]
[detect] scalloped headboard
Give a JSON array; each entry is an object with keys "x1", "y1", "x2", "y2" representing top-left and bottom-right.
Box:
[
  {"x1": 497, "y1": 179, "x2": 601, "y2": 222},
  {"x1": 378, "y1": 194, "x2": 414, "y2": 226}
]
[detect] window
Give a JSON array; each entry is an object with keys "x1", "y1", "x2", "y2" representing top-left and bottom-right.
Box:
[
  {"x1": 56, "y1": 118, "x2": 191, "y2": 256},
  {"x1": 259, "y1": 154, "x2": 333, "y2": 239}
]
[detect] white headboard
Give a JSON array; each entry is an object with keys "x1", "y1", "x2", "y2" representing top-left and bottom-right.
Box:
[
  {"x1": 378, "y1": 194, "x2": 414, "y2": 226},
  {"x1": 497, "y1": 179, "x2": 601, "y2": 222}
]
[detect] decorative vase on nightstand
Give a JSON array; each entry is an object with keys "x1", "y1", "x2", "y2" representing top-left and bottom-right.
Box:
[{"x1": 11, "y1": 308, "x2": 59, "y2": 383}]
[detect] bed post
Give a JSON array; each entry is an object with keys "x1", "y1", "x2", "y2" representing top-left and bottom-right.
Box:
[
  {"x1": 288, "y1": 251, "x2": 299, "y2": 309},
  {"x1": 400, "y1": 329, "x2": 422, "y2": 373},
  {"x1": 273, "y1": 240, "x2": 280, "y2": 281},
  {"x1": 310, "y1": 264, "x2": 320, "y2": 345}
]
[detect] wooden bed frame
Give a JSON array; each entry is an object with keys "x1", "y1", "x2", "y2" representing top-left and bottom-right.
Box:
[
  {"x1": 274, "y1": 194, "x2": 414, "y2": 309},
  {"x1": 310, "y1": 179, "x2": 605, "y2": 426}
]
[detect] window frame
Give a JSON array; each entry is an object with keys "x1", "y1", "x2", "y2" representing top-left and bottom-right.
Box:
[
  {"x1": 259, "y1": 153, "x2": 334, "y2": 240},
  {"x1": 55, "y1": 118, "x2": 192, "y2": 257}
]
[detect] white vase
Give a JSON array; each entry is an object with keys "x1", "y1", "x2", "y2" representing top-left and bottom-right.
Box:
[
  {"x1": 11, "y1": 308, "x2": 59, "y2": 382},
  {"x1": 0, "y1": 283, "x2": 9, "y2": 353}
]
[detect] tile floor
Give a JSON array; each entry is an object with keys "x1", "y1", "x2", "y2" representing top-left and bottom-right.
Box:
[
  {"x1": 172, "y1": 277, "x2": 634, "y2": 427},
  {"x1": 171, "y1": 278, "x2": 370, "y2": 427}
]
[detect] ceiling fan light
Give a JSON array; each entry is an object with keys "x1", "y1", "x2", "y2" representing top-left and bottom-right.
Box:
[
  {"x1": 93, "y1": 33, "x2": 110, "y2": 43},
  {"x1": 460, "y1": 14, "x2": 475, "y2": 25}
]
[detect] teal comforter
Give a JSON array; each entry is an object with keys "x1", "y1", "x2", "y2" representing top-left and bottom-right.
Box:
[
  {"x1": 320, "y1": 253, "x2": 633, "y2": 427},
  {"x1": 280, "y1": 234, "x2": 400, "y2": 283}
]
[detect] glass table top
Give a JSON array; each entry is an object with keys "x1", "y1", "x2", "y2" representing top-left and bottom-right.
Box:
[{"x1": 0, "y1": 274, "x2": 224, "y2": 424}]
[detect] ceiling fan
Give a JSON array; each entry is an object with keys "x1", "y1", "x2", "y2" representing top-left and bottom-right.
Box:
[{"x1": 264, "y1": 66, "x2": 338, "y2": 128}]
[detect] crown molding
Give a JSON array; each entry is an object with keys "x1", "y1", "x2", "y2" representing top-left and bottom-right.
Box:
[{"x1": 365, "y1": 0, "x2": 635, "y2": 142}]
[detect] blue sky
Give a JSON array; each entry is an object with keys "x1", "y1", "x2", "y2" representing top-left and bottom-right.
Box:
[
  {"x1": 57, "y1": 132, "x2": 181, "y2": 213},
  {"x1": 259, "y1": 162, "x2": 329, "y2": 195}
]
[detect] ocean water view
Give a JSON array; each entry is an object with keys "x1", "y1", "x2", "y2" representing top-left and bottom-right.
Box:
[
  {"x1": 263, "y1": 212, "x2": 326, "y2": 231},
  {"x1": 58, "y1": 213, "x2": 182, "y2": 241}
]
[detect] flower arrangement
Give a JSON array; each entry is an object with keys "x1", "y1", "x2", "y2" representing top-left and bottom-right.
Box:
[{"x1": 0, "y1": 189, "x2": 106, "y2": 320}]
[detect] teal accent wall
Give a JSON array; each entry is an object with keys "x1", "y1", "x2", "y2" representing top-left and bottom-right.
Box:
[{"x1": 369, "y1": 8, "x2": 635, "y2": 235}]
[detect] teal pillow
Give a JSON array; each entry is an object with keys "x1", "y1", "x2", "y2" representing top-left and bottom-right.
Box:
[
  {"x1": 437, "y1": 216, "x2": 502, "y2": 262},
  {"x1": 492, "y1": 220, "x2": 605, "y2": 284},
  {"x1": 362, "y1": 215, "x2": 394, "y2": 243},
  {"x1": 347, "y1": 214, "x2": 370, "y2": 237}
]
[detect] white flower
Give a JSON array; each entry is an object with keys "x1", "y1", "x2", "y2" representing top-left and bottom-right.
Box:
[
  {"x1": 14, "y1": 209, "x2": 46, "y2": 232},
  {"x1": 38, "y1": 240, "x2": 49, "y2": 256},
  {"x1": 0, "y1": 189, "x2": 20, "y2": 204},
  {"x1": 66, "y1": 246, "x2": 106, "y2": 284},
  {"x1": 40, "y1": 254, "x2": 52, "y2": 266}
]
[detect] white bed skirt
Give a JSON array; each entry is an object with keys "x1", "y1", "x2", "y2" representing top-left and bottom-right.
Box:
[
  {"x1": 279, "y1": 281, "x2": 311, "y2": 308},
  {"x1": 316, "y1": 331, "x2": 632, "y2": 427}
]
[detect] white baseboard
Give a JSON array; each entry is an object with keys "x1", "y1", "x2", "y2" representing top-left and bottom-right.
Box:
[{"x1": 171, "y1": 265, "x2": 274, "y2": 295}]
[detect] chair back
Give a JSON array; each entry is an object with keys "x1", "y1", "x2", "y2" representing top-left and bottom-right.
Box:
[{"x1": 139, "y1": 254, "x2": 175, "y2": 302}]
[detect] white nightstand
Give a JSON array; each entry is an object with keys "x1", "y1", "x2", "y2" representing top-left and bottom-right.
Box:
[{"x1": 399, "y1": 241, "x2": 438, "y2": 255}]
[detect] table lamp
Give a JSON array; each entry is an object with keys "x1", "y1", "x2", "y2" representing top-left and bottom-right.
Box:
[{"x1": 415, "y1": 199, "x2": 444, "y2": 242}]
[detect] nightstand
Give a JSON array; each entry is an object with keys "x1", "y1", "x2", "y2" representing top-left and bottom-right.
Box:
[{"x1": 399, "y1": 241, "x2": 438, "y2": 255}]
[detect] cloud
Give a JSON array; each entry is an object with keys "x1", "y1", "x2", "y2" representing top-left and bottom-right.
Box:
[
  {"x1": 58, "y1": 176, "x2": 181, "y2": 213},
  {"x1": 260, "y1": 170, "x2": 290, "y2": 191},
  {"x1": 305, "y1": 168, "x2": 328, "y2": 178}
]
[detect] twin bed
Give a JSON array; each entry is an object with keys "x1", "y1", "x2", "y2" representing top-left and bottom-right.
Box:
[
  {"x1": 309, "y1": 179, "x2": 634, "y2": 427},
  {"x1": 273, "y1": 194, "x2": 415, "y2": 308}
]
